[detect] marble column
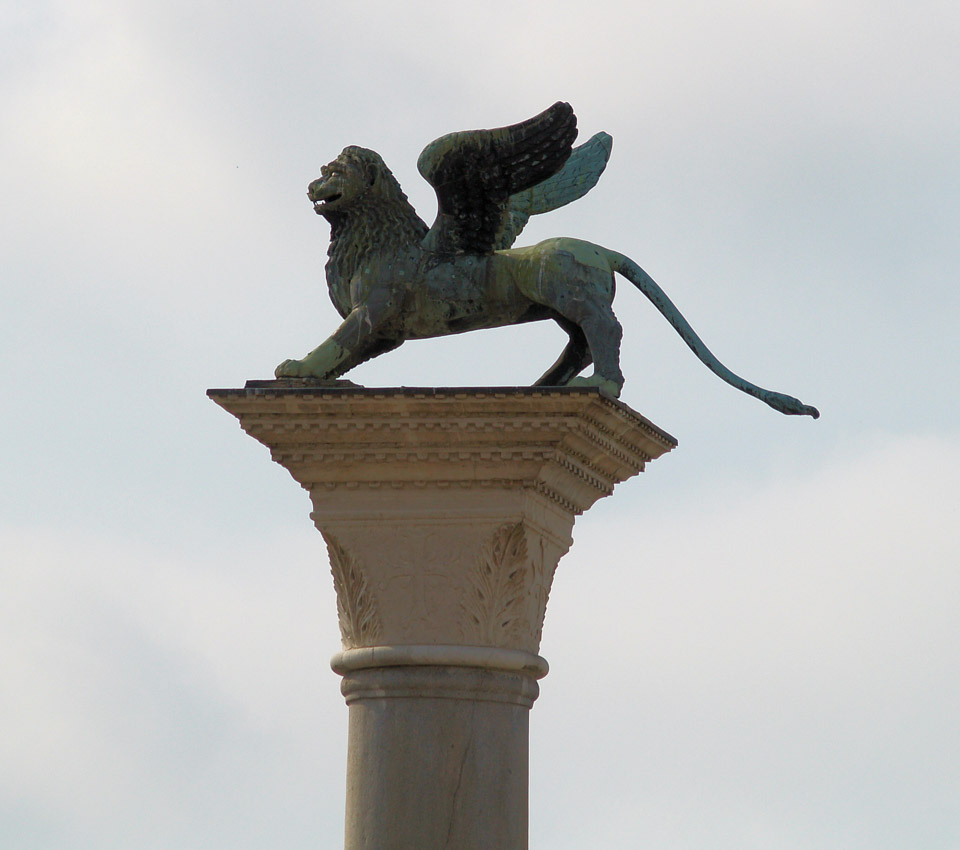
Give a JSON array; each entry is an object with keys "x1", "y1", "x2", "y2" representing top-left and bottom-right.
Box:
[{"x1": 208, "y1": 385, "x2": 675, "y2": 849}]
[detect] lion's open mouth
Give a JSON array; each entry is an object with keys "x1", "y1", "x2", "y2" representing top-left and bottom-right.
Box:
[{"x1": 313, "y1": 192, "x2": 342, "y2": 212}]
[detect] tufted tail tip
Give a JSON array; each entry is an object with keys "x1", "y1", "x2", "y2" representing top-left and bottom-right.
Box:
[{"x1": 763, "y1": 391, "x2": 820, "y2": 419}]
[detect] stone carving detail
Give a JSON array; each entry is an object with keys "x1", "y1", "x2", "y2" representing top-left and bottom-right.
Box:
[
  {"x1": 323, "y1": 532, "x2": 382, "y2": 647},
  {"x1": 531, "y1": 537, "x2": 551, "y2": 647},
  {"x1": 461, "y1": 523, "x2": 530, "y2": 647}
]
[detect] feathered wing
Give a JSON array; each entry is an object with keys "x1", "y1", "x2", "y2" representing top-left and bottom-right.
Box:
[
  {"x1": 417, "y1": 102, "x2": 578, "y2": 255},
  {"x1": 496, "y1": 131, "x2": 613, "y2": 249}
]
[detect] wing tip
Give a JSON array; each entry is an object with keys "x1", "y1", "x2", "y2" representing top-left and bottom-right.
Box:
[{"x1": 594, "y1": 131, "x2": 613, "y2": 158}]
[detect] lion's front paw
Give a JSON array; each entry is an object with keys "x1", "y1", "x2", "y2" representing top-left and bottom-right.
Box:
[{"x1": 275, "y1": 358, "x2": 305, "y2": 378}]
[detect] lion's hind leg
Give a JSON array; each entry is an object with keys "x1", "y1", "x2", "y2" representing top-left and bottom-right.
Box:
[
  {"x1": 520, "y1": 241, "x2": 624, "y2": 397},
  {"x1": 562, "y1": 307, "x2": 624, "y2": 398},
  {"x1": 537, "y1": 285, "x2": 624, "y2": 397},
  {"x1": 534, "y1": 319, "x2": 592, "y2": 387}
]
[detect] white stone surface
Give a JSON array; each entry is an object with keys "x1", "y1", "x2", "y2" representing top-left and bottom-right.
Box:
[
  {"x1": 209, "y1": 386, "x2": 674, "y2": 849},
  {"x1": 342, "y1": 666, "x2": 535, "y2": 849}
]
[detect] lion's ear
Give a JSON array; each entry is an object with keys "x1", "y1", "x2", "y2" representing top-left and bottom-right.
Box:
[{"x1": 366, "y1": 163, "x2": 379, "y2": 188}]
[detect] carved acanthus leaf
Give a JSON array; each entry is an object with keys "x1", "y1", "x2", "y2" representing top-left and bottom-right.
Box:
[
  {"x1": 323, "y1": 532, "x2": 382, "y2": 648},
  {"x1": 461, "y1": 522, "x2": 530, "y2": 647},
  {"x1": 532, "y1": 536, "x2": 550, "y2": 646}
]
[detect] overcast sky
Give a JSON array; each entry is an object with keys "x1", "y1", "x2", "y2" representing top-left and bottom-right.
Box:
[{"x1": 3, "y1": 1, "x2": 958, "y2": 847}]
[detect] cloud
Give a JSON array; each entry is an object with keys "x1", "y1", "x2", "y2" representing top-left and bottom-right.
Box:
[
  {"x1": 0, "y1": 523, "x2": 345, "y2": 849},
  {"x1": 3, "y1": 431, "x2": 957, "y2": 847},
  {"x1": 2, "y1": 1, "x2": 958, "y2": 846},
  {"x1": 534, "y1": 430, "x2": 960, "y2": 848}
]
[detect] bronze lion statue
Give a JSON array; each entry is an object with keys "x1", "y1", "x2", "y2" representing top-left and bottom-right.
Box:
[{"x1": 276, "y1": 102, "x2": 818, "y2": 418}]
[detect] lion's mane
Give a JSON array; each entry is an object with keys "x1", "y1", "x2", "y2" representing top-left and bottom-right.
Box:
[{"x1": 325, "y1": 147, "x2": 429, "y2": 292}]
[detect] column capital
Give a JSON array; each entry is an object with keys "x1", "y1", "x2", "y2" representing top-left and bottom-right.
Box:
[{"x1": 209, "y1": 385, "x2": 675, "y2": 656}]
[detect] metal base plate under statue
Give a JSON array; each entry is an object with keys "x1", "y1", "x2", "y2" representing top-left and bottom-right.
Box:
[{"x1": 208, "y1": 385, "x2": 675, "y2": 849}]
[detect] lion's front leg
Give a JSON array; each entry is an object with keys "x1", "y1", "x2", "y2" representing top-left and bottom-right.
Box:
[
  {"x1": 275, "y1": 335, "x2": 351, "y2": 379},
  {"x1": 275, "y1": 295, "x2": 402, "y2": 379}
]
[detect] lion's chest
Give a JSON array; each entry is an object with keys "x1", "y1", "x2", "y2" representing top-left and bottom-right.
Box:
[{"x1": 327, "y1": 248, "x2": 420, "y2": 318}]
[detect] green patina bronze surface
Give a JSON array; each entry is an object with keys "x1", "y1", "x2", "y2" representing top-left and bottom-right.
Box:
[{"x1": 276, "y1": 102, "x2": 818, "y2": 418}]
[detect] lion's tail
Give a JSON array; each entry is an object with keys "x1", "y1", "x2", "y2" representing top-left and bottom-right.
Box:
[{"x1": 607, "y1": 250, "x2": 820, "y2": 418}]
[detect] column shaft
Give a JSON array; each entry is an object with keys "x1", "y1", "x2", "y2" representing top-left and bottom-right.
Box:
[{"x1": 342, "y1": 666, "x2": 538, "y2": 850}]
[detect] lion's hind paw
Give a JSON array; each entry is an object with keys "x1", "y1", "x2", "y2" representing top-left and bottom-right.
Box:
[{"x1": 565, "y1": 375, "x2": 622, "y2": 398}]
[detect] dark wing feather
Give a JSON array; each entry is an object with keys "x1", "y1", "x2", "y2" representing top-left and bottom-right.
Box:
[
  {"x1": 496, "y1": 131, "x2": 613, "y2": 249},
  {"x1": 417, "y1": 102, "x2": 578, "y2": 255}
]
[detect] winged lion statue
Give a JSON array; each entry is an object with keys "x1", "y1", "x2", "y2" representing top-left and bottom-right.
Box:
[{"x1": 276, "y1": 102, "x2": 819, "y2": 418}]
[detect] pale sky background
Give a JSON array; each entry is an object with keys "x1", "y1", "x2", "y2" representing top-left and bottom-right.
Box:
[{"x1": 3, "y1": 1, "x2": 959, "y2": 847}]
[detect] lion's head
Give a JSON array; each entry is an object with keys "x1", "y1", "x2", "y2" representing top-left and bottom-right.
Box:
[
  {"x1": 308, "y1": 147, "x2": 429, "y2": 286},
  {"x1": 307, "y1": 147, "x2": 385, "y2": 215}
]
